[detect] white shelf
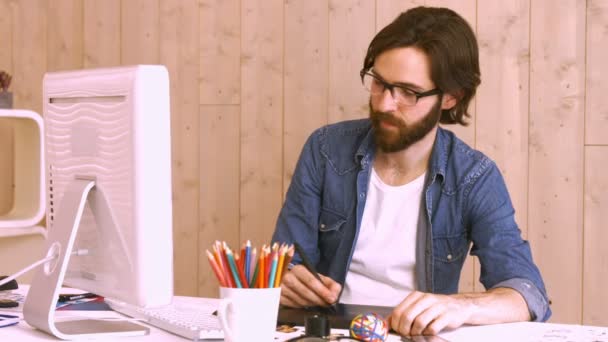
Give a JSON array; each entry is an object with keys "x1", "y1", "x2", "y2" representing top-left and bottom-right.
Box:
[
  {"x1": 0, "y1": 225, "x2": 46, "y2": 238},
  {"x1": 0, "y1": 109, "x2": 45, "y2": 231}
]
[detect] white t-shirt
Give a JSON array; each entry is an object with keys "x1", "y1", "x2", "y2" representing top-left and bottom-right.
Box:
[{"x1": 340, "y1": 168, "x2": 425, "y2": 306}]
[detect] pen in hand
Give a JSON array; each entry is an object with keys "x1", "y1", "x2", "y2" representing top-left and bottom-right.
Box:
[{"x1": 293, "y1": 242, "x2": 338, "y2": 312}]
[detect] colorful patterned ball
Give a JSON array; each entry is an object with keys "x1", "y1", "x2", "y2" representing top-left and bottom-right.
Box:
[{"x1": 349, "y1": 312, "x2": 389, "y2": 342}]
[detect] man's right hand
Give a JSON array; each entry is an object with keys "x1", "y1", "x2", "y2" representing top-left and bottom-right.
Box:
[{"x1": 279, "y1": 264, "x2": 341, "y2": 308}]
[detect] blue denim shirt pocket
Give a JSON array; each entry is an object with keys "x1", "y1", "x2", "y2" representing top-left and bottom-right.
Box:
[
  {"x1": 318, "y1": 208, "x2": 347, "y2": 265},
  {"x1": 432, "y1": 232, "x2": 469, "y2": 293},
  {"x1": 319, "y1": 207, "x2": 347, "y2": 232}
]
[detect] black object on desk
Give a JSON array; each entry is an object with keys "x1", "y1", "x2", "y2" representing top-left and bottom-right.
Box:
[
  {"x1": 0, "y1": 276, "x2": 18, "y2": 291},
  {"x1": 58, "y1": 292, "x2": 97, "y2": 302},
  {"x1": 0, "y1": 276, "x2": 19, "y2": 308},
  {"x1": 278, "y1": 303, "x2": 393, "y2": 329}
]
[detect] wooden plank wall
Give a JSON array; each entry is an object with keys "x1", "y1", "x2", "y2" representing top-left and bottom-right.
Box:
[
  {"x1": 0, "y1": 0, "x2": 13, "y2": 214},
  {"x1": 0, "y1": 0, "x2": 606, "y2": 325}
]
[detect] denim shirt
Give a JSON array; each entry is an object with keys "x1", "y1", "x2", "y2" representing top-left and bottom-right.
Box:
[{"x1": 272, "y1": 119, "x2": 551, "y2": 322}]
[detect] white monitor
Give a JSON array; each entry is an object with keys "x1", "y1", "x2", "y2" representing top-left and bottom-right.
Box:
[{"x1": 24, "y1": 65, "x2": 174, "y2": 339}]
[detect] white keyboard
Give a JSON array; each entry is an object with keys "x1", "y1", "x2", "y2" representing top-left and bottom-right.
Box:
[{"x1": 106, "y1": 296, "x2": 224, "y2": 340}]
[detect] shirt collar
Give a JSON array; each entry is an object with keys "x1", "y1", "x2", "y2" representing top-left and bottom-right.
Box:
[
  {"x1": 354, "y1": 122, "x2": 448, "y2": 183},
  {"x1": 354, "y1": 123, "x2": 374, "y2": 167},
  {"x1": 428, "y1": 127, "x2": 448, "y2": 183}
]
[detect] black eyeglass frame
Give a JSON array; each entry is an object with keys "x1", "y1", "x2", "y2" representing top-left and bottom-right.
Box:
[{"x1": 359, "y1": 69, "x2": 442, "y2": 105}]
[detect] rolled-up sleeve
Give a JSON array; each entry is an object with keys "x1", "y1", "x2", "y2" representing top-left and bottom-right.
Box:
[
  {"x1": 492, "y1": 277, "x2": 551, "y2": 322},
  {"x1": 466, "y1": 160, "x2": 552, "y2": 322}
]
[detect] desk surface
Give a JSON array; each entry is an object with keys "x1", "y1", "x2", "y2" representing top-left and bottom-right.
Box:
[
  {"x1": 2, "y1": 286, "x2": 607, "y2": 341},
  {"x1": 3, "y1": 311, "x2": 608, "y2": 342}
]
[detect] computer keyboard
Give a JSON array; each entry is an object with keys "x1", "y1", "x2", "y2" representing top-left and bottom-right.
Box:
[{"x1": 106, "y1": 296, "x2": 224, "y2": 340}]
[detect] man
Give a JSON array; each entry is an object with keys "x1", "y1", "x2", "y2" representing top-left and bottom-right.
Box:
[{"x1": 271, "y1": 6, "x2": 551, "y2": 336}]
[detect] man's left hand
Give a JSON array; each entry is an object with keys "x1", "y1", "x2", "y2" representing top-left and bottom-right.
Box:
[
  {"x1": 388, "y1": 288, "x2": 531, "y2": 336},
  {"x1": 388, "y1": 291, "x2": 472, "y2": 336}
]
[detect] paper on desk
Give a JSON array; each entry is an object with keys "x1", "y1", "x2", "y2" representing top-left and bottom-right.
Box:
[
  {"x1": 439, "y1": 322, "x2": 608, "y2": 342},
  {"x1": 0, "y1": 288, "x2": 27, "y2": 315},
  {"x1": 0, "y1": 284, "x2": 91, "y2": 315}
]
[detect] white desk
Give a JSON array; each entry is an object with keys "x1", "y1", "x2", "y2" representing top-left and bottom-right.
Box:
[
  {"x1": 3, "y1": 311, "x2": 608, "y2": 342},
  {"x1": 2, "y1": 286, "x2": 607, "y2": 341},
  {"x1": 1, "y1": 310, "x2": 191, "y2": 341}
]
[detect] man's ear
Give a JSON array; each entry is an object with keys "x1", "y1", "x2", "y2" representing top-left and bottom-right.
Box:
[{"x1": 441, "y1": 92, "x2": 460, "y2": 110}]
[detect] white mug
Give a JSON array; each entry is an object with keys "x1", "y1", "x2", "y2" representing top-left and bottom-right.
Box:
[{"x1": 218, "y1": 287, "x2": 281, "y2": 342}]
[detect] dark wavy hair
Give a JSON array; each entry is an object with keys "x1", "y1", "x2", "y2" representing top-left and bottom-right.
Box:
[{"x1": 363, "y1": 7, "x2": 480, "y2": 125}]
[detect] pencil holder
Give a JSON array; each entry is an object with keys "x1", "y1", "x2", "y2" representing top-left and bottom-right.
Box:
[{"x1": 218, "y1": 287, "x2": 281, "y2": 342}]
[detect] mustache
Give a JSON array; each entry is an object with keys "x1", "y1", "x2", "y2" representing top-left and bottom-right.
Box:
[{"x1": 371, "y1": 110, "x2": 404, "y2": 127}]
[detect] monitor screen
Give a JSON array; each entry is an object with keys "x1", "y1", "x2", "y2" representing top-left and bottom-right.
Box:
[{"x1": 42, "y1": 65, "x2": 173, "y2": 308}]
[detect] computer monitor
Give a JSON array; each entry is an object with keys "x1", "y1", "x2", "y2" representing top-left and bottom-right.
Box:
[{"x1": 23, "y1": 65, "x2": 174, "y2": 339}]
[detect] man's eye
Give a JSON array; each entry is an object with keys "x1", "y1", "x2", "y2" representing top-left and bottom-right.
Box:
[
  {"x1": 372, "y1": 78, "x2": 384, "y2": 87},
  {"x1": 396, "y1": 87, "x2": 416, "y2": 97}
]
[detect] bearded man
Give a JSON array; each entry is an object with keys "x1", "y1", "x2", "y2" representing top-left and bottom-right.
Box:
[{"x1": 272, "y1": 6, "x2": 551, "y2": 337}]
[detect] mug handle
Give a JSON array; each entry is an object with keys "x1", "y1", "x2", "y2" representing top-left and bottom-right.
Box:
[{"x1": 218, "y1": 298, "x2": 234, "y2": 341}]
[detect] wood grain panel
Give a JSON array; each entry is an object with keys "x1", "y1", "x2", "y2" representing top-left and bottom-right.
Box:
[
  {"x1": 583, "y1": 146, "x2": 608, "y2": 326},
  {"x1": 0, "y1": 0, "x2": 12, "y2": 67},
  {"x1": 0, "y1": 234, "x2": 45, "y2": 284},
  {"x1": 240, "y1": 0, "x2": 284, "y2": 249},
  {"x1": 199, "y1": 104, "x2": 240, "y2": 298},
  {"x1": 283, "y1": 1, "x2": 328, "y2": 196},
  {"x1": 0, "y1": 116, "x2": 13, "y2": 215},
  {"x1": 529, "y1": 0, "x2": 585, "y2": 324},
  {"x1": 328, "y1": 0, "x2": 375, "y2": 123},
  {"x1": 160, "y1": 0, "x2": 200, "y2": 297},
  {"x1": 199, "y1": 0, "x2": 240, "y2": 105},
  {"x1": 12, "y1": 0, "x2": 46, "y2": 114},
  {"x1": 376, "y1": 0, "x2": 424, "y2": 30},
  {"x1": 83, "y1": 0, "x2": 120, "y2": 68},
  {"x1": 585, "y1": 0, "x2": 608, "y2": 145},
  {"x1": 0, "y1": 0, "x2": 14, "y2": 216},
  {"x1": 2, "y1": 0, "x2": 608, "y2": 320},
  {"x1": 47, "y1": 0, "x2": 83, "y2": 71},
  {"x1": 121, "y1": 0, "x2": 160, "y2": 65},
  {"x1": 475, "y1": 0, "x2": 530, "y2": 294}
]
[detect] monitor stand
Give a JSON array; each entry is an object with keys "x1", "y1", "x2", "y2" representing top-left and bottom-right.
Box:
[{"x1": 23, "y1": 178, "x2": 149, "y2": 339}]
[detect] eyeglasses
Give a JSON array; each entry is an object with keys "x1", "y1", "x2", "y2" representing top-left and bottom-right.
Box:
[{"x1": 360, "y1": 69, "x2": 442, "y2": 106}]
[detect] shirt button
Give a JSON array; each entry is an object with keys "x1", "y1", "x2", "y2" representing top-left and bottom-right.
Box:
[
  {"x1": 447, "y1": 254, "x2": 452, "y2": 260},
  {"x1": 359, "y1": 193, "x2": 365, "y2": 198},
  {"x1": 320, "y1": 223, "x2": 326, "y2": 229}
]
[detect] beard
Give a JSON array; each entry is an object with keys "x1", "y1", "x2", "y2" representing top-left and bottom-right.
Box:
[{"x1": 370, "y1": 97, "x2": 442, "y2": 153}]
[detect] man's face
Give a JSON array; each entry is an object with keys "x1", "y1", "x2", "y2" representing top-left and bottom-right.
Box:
[{"x1": 368, "y1": 47, "x2": 443, "y2": 153}]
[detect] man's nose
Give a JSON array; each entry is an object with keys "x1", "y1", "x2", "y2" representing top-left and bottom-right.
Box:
[{"x1": 375, "y1": 88, "x2": 398, "y2": 113}]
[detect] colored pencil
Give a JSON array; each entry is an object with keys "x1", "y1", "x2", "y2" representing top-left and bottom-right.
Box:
[
  {"x1": 268, "y1": 252, "x2": 279, "y2": 289},
  {"x1": 248, "y1": 247, "x2": 257, "y2": 284},
  {"x1": 245, "y1": 240, "x2": 251, "y2": 281},
  {"x1": 213, "y1": 243, "x2": 230, "y2": 287},
  {"x1": 206, "y1": 250, "x2": 226, "y2": 287},
  {"x1": 220, "y1": 242, "x2": 235, "y2": 288},
  {"x1": 281, "y1": 244, "x2": 295, "y2": 282},
  {"x1": 239, "y1": 243, "x2": 246, "y2": 271},
  {"x1": 234, "y1": 253, "x2": 249, "y2": 288},
  {"x1": 264, "y1": 246, "x2": 271, "y2": 288},
  {"x1": 274, "y1": 245, "x2": 287, "y2": 287},
  {"x1": 257, "y1": 248, "x2": 264, "y2": 289},
  {"x1": 250, "y1": 256, "x2": 260, "y2": 288},
  {"x1": 225, "y1": 248, "x2": 243, "y2": 288},
  {"x1": 208, "y1": 241, "x2": 300, "y2": 288},
  {"x1": 258, "y1": 248, "x2": 265, "y2": 288}
]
